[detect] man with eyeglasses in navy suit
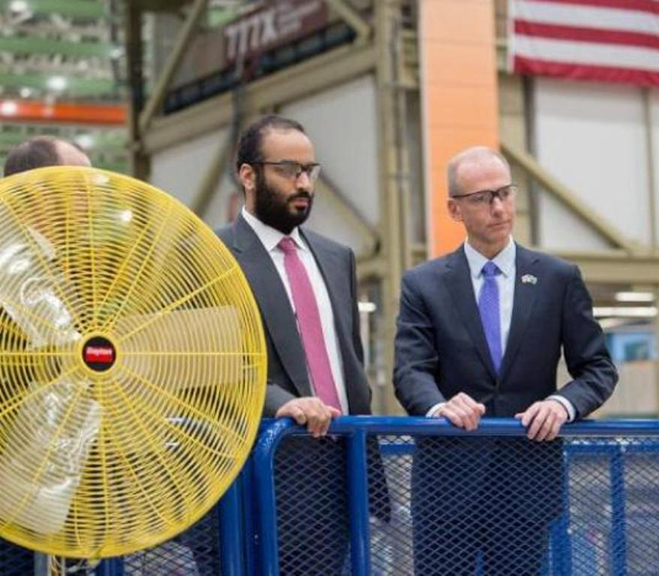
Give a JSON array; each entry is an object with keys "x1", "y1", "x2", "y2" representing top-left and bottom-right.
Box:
[{"x1": 394, "y1": 146, "x2": 618, "y2": 575}]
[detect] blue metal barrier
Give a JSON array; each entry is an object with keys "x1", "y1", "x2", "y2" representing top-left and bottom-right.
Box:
[
  {"x1": 4, "y1": 417, "x2": 659, "y2": 575},
  {"x1": 253, "y1": 417, "x2": 659, "y2": 576}
]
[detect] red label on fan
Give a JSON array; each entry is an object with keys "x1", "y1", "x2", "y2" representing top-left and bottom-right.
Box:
[{"x1": 84, "y1": 346, "x2": 114, "y2": 364}]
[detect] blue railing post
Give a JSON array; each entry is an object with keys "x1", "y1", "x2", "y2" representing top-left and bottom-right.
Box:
[
  {"x1": 610, "y1": 445, "x2": 628, "y2": 576},
  {"x1": 253, "y1": 419, "x2": 293, "y2": 576},
  {"x1": 241, "y1": 458, "x2": 257, "y2": 576},
  {"x1": 347, "y1": 429, "x2": 372, "y2": 576},
  {"x1": 218, "y1": 477, "x2": 245, "y2": 576}
]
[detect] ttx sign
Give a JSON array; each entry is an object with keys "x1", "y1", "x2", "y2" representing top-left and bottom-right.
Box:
[{"x1": 224, "y1": 0, "x2": 329, "y2": 64}]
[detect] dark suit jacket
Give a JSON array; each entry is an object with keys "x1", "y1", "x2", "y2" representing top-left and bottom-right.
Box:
[
  {"x1": 394, "y1": 243, "x2": 617, "y2": 418},
  {"x1": 217, "y1": 213, "x2": 372, "y2": 417},
  {"x1": 396, "y1": 244, "x2": 618, "y2": 573}
]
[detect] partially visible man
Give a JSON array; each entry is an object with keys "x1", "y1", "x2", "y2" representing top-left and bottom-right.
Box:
[
  {"x1": 394, "y1": 146, "x2": 617, "y2": 575},
  {"x1": 4, "y1": 136, "x2": 90, "y2": 176},
  {"x1": 218, "y1": 115, "x2": 386, "y2": 575},
  {"x1": 0, "y1": 135, "x2": 90, "y2": 574}
]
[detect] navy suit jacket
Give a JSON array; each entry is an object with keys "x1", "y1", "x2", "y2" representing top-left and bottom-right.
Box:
[
  {"x1": 394, "y1": 243, "x2": 617, "y2": 419},
  {"x1": 217, "y1": 214, "x2": 372, "y2": 417}
]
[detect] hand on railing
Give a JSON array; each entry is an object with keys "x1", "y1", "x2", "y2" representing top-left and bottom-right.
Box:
[
  {"x1": 275, "y1": 397, "x2": 341, "y2": 438},
  {"x1": 431, "y1": 392, "x2": 486, "y2": 432},
  {"x1": 515, "y1": 400, "x2": 569, "y2": 442}
]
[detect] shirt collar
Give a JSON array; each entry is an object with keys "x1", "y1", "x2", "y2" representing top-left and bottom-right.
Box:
[
  {"x1": 241, "y1": 207, "x2": 305, "y2": 253},
  {"x1": 464, "y1": 236, "x2": 516, "y2": 279}
]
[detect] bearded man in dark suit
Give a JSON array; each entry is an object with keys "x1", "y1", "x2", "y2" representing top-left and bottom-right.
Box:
[{"x1": 219, "y1": 115, "x2": 386, "y2": 575}]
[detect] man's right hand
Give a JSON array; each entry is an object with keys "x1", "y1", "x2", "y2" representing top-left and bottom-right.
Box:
[
  {"x1": 275, "y1": 397, "x2": 341, "y2": 438},
  {"x1": 432, "y1": 392, "x2": 486, "y2": 432}
]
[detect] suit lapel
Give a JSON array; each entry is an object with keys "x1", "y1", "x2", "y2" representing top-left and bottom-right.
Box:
[
  {"x1": 230, "y1": 216, "x2": 312, "y2": 397},
  {"x1": 499, "y1": 245, "x2": 539, "y2": 380},
  {"x1": 442, "y1": 248, "x2": 497, "y2": 380}
]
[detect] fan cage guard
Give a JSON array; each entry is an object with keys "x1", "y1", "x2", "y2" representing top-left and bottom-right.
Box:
[{"x1": 0, "y1": 166, "x2": 267, "y2": 559}]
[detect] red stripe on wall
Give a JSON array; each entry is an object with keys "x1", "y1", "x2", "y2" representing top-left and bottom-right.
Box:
[
  {"x1": 0, "y1": 101, "x2": 126, "y2": 125},
  {"x1": 514, "y1": 55, "x2": 659, "y2": 86},
  {"x1": 525, "y1": 0, "x2": 659, "y2": 15},
  {"x1": 515, "y1": 20, "x2": 659, "y2": 50}
]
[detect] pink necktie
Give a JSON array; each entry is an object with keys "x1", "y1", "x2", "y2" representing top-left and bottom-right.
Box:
[{"x1": 278, "y1": 237, "x2": 342, "y2": 413}]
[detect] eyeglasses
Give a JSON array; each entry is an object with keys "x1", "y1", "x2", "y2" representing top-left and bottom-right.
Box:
[
  {"x1": 253, "y1": 160, "x2": 321, "y2": 182},
  {"x1": 452, "y1": 184, "x2": 517, "y2": 206}
]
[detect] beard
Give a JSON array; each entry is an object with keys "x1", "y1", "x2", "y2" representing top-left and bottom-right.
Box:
[{"x1": 253, "y1": 171, "x2": 313, "y2": 235}]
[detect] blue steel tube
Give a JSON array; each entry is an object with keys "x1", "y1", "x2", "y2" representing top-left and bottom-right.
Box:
[
  {"x1": 253, "y1": 419, "x2": 295, "y2": 576},
  {"x1": 322, "y1": 416, "x2": 659, "y2": 437},
  {"x1": 347, "y1": 430, "x2": 372, "y2": 576},
  {"x1": 241, "y1": 458, "x2": 257, "y2": 576},
  {"x1": 218, "y1": 479, "x2": 245, "y2": 576}
]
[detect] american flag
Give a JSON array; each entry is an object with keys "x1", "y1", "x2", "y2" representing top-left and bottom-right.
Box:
[{"x1": 509, "y1": 0, "x2": 659, "y2": 86}]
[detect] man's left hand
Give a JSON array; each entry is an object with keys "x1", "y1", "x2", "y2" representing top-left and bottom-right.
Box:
[{"x1": 515, "y1": 400, "x2": 568, "y2": 441}]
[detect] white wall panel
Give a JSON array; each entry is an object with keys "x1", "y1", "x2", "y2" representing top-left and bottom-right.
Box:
[
  {"x1": 535, "y1": 79, "x2": 650, "y2": 250},
  {"x1": 281, "y1": 75, "x2": 380, "y2": 228},
  {"x1": 149, "y1": 76, "x2": 379, "y2": 256},
  {"x1": 539, "y1": 194, "x2": 611, "y2": 251},
  {"x1": 305, "y1": 190, "x2": 373, "y2": 256},
  {"x1": 203, "y1": 172, "x2": 242, "y2": 231},
  {"x1": 150, "y1": 129, "x2": 229, "y2": 208}
]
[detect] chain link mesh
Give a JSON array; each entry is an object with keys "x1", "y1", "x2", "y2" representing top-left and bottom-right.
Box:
[
  {"x1": 0, "y1": 539, "x2": 34, "y2": 574},
  {"x1": 368, "y1": 434, "x2": 659, "y2": 576},
  {"x1": 123, "y1": 507, "x2": 221, "y2": 575},
  {"x1": 274, "y1": 436, "x2": 351, "y2": 576}
]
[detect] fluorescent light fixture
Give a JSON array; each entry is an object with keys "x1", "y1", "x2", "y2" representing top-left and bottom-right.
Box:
[
  {"x1": 598, "y1": 318, "x2": 631, "y2": 330},
  {"x1": 47, "y1": 76, "x2": 67, "y2": 91},
  {"x1": 358, "y1": 302, "x2": 377, "y2": 313},
  {"x1": 593, "y1": 306, "x2": 657, "y2": 318},
  {"x1": 74, "y1": 134, "x2": 94, "y2": 149},
  {"x1": 0, "y1": 101, "x2": 18, "y2": 116},
  {"x1": 9, "y1": 1, "x2": 29, "y2": 13},
  {"x1": 614, "y1": 291, "x2": 655, "y2": 303}
]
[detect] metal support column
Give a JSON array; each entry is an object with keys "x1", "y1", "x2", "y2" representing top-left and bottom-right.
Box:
[
  {"x1": 375, "y1": 0, "x2": 411, "y2": 414},
  {"x1": 124, "y1": 0, "x2": 150, "y2": 180}
]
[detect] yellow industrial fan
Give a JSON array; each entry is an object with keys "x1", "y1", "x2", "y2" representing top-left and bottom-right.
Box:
[{"x1": 0, "y1": 166, "x2": 266, "y2": 559}]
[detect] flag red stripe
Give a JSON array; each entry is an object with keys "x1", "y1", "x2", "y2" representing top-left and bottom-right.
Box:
[
  {"x1": 514, "y1": 55, "x2": 659, "y2": 86},
  {"x1": 525, "y1": 0, "x2": 659, "y2": 14},
  {"x1": 515, "y1": 20, "x2": 659, "y2": 50}
]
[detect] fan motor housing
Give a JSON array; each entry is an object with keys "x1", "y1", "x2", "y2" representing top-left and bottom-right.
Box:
[{"x1": 82, "y1": 335, "x2": 117, "y2": 372}]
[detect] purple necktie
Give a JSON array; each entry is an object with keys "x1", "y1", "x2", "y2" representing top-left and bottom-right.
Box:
[
  {"x1": 279, "y1": 237, "x2": 342, "y2": 413},
  {"x1": 479, "y1": 261, "x2": 502, "y2": 373}
]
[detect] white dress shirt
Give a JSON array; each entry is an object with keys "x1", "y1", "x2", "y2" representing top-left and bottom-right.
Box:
[
  {"x1": 428, "y1": 237, "x2": 575, "y2": 421},
  {"x1": 241, "y1": 208, "x2": 349, "y2": 414}
]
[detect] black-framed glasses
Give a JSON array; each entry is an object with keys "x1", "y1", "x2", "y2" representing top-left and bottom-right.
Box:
[
  {"x1": 452, "y1": 184, "x2": 518, "y2": 206},
  {"x1": 253, "y1": 160, "x2": 321, "y2": 182}
]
